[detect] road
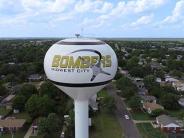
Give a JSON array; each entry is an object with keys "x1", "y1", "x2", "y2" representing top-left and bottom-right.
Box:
[{"x1": 106, "y1": 83, "x2": 141, "y2": 138}]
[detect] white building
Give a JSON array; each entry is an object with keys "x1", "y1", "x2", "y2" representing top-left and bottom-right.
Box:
[{"x1": 172, "y1": 81, "x2": 184, "y2": 92}]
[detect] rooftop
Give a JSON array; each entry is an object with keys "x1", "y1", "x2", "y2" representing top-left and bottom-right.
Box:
[
  {"x1": 143, "y1": 102, "x2": 164, "y2": 110},
  {"x1": 0, "y1": 118, "x2": 26, "y2": 128},
  {"x1": 140, "y1": 95, "x2": 156, "y2": 101},
  {"x1": 156, "y1": 115, "x2": 181, "y2": 127}
]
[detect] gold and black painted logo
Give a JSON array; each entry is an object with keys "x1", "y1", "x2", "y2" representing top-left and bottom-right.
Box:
[{"x1": 51, "y1": 49, "x2": 112, "y2": 81}]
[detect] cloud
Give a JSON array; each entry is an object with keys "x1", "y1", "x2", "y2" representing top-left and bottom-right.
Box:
[
  {"x1": 74, "y1": 0, "x2": 113, "y2": 14},
  {"x1": 161, "y1": 0, "x2": 184, "y2": 24},
  {"x1": 130, "y1": 14, "x2": 154, "y2": 27},
  {"x1": 94, "y1": 2, "x2": 113, "y2": 13},
  {"x1": 21, "y1": 0, "x2": 74, "y2": 13},
  {"x1": 81, "y1": 0, "x2": 166, "y2": 28}
]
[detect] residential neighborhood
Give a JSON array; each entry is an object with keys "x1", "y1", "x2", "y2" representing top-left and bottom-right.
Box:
[{"x1": 0, "y1": 39, "x2": 184, "y2": 138}]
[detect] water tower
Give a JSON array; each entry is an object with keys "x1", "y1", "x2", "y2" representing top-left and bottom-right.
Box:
[{"x1": 44, "y1": 37, "x2": 117, "y2": 138}]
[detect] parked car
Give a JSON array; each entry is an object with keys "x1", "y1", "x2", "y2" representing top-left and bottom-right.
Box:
[{"x1": 124, "y1": 115, "x2": 130, "y2": 120}]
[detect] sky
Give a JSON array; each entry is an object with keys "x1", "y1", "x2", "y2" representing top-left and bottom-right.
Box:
[{"x1": 0, "y1": 0, "x2": 184, "y2": 38}]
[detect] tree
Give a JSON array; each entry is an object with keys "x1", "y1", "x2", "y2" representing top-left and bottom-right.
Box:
[
  {"x1": 126, "y1": 56, "x2": 139, "y2": 69},
  {"x1": 25, "y1": 95, "x2": 54, "y2": 118},
  {"x1": 13, "y1": 95, "x2": 26, "y2": 111},
  {"x1": 143, "y1": 75, "x2": 157, "y2": 90},
  {"x1": 149, "y1": 85, "x2": 162, "y2": 98},
  {"x1": 38, "y1": 95, "x2": 55, "y2": 116},
  {"x1": 25, "y1": 95, "x2": 40, "y2": 118},
  {"x1": 0, "y1": 85, "x2": 8, "y2": 96},
  {"x1": 129, "y1": 66, "x2": 145, "y2": 78},
  {"x1": 155, "y1": 69, "x2": 165, "y2": 80},
  {"x1": 120, "y1": 87, "x2": 136, "y2": 99},
  {"x1": 170, "y1": 70, "x2": 183, "y2": 78},
  {"x1": 19, "y1": 84, "x2": 38, "y2": 100},
  {"x1": 39, "y1": 81, "x2": 61, "y2": 99},
  {"x1": 38, "y1": 113, "x2": 61, "y2": 137},
  {"x1": 114, "y1": 71, "x2": 122, "y2": 80},
  {"x1": 160, "y1": 93, "x2": 180, "y2": 110},
  {"x1": 116, "y1": 76, "x2": 137, "y2": 99},
  {"x1": 128, "y1": 95, "x2": 141, "y2": 110},
  {"x1": 103, "y1": 96, "x2": 115, "y2": 113},
  {"x1": 151, "y1": 109, "x2": 166, "y2": 117}
]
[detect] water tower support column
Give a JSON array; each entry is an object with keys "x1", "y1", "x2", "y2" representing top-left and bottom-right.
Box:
[{"x1": 75, "y1": 100, "x2": 89, "y2": 138}]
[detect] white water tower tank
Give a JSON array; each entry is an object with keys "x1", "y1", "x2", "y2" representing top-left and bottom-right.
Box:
[{"x1": 44, "y1": 37, "x2": 117, "y2": 138}]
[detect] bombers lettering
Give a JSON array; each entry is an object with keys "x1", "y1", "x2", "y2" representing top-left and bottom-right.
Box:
[{"x1": 52, "y1": 55, "x2": 112, "y2": 68}]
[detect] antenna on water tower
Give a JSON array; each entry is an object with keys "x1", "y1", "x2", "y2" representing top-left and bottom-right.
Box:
[{"x1": 75, "y1": 34, "x2": 80, "y2": 38}]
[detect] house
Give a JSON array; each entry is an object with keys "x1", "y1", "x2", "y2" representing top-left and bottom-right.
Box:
[
  {"x1": 136, "y1": 81, "x2": 144, "y2": 89},
  {"x1": 151, "y1": 58, "x2": 158, "y2": 62},
  {"x1": 28, "y1": 74, "x2": 42, "y2": 82},
  {"x1": 165, "y1": 76, "x2": 178, "y2": 83},
  {"x1": 143, "y1": 102, "x2": 164, "y2": 114},
  {"x1": 156, "y1": 115, "x2": 183, "y2": 133},
  {"x1": 8, "y1": 62, "x2": 15, "y2": 65},
  {"x1": 156, "y1": 78, "x2": 162, "y2": 83},
  {"x1": 134, "y1": 77, "x2": 143, "y2": 82},
  {"x1": 172, "y1": 81, "x2": 184, "y2": 92},
  {"x1": 140, "y1": 95, "x2": 156, "y2": 104},
  {"x1": 177, "y1": 55, "x2": 183, "y2": 61},
  {"x1": 150, "y1": 62, "x2": 162, "y2": 70},
  {"x1": 178, "y1": 98, "x2": 184, "y2": 107},
  {"x1": 120, "y1": 70, "x2": 129, "y2": 76},
  {"x1": 0, "y1": 118, "x2": 26, "y2": 132},
  {"x1": 138, "y1": 88, "x2": 148, "y2": 95}
]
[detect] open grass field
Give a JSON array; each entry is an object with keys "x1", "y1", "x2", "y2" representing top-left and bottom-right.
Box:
[
  {"x1": 90, "y1": 111, "x2": 124, "y2": 138},
  {"x1": 137, "y1": 123, "x2": 166, "y2": 138}
]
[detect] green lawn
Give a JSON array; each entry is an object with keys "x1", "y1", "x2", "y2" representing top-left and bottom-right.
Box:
[
  {"x1": 0, "y1": 107, "x2": 11, "y2": 116},
  {"x1": 97, "y1": 90, "x2": 108, "y2": 98},
  {"x1": 137, "y1": 123, "x2": 166, "y2": 138},
  {"x1": 12, "y1": 112, "x2": 32, "y2": 123},
  {"x1": 90, "y1": 111, "x2": 124, "y2": 138},
  {"x1": 166, "y1": 109, "x2": 184, "y2": 119},
  {"x1": 30, "y1": 136, "x2": 43, "y2": 138},
  {"x1": 131, "y1": 111, "x2": 153, "y2": 120},
  {"x1": 0, "y1": 130, "x2": 25, "y2": 138}
]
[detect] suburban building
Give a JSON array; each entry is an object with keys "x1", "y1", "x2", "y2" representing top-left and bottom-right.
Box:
[
  {"x1": 165, "y1": 76, "x2": 179, "y2": 83},
  {"x1": 156, "y1": 115, "x2": 183, "y2": 133},
  {"x1": 178, "y1": 98, "x2": 184, "y2": 107},
  {"x1": 138, "y1": 87, "x2": 148, "y2": 95},
  {"x1": 143, "y1": 102, "x2": 164, "y2": 114},
  {"x1": 0, "y1": 118, "x2": 26, "y2": 132},
  {"x1": 172, "y1": 81, "x2": 184, "y2": 92},
  {"x1": 156, "y1": 78, "x2": 162, "y2": 83},
  {"x1": 176, "y1": 55, "x2": 183, "y2": 61},
  {"x1": 28, "y1": 74, "x2": 42, "y2": 82},
  {"x1": 140, "y1": 95, "x2": 156, "y2": 104},
  {"x1": 136, "y1": 81, "x2": 144, "y2": 89},
  {"x1": 150, "y1": 62, "x2": 162, "y2": 70}
]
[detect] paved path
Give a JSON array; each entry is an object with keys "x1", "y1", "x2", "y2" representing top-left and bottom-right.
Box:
[
  {"x1": 133, "y1": 120, "x2": 153, "y2": 124},
  {"x1": 24, "y1": 124, "x2": 32, "y2": 138},
  {"x1": 106, "y1": 83, "x2": 141, "y2": 138}
]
